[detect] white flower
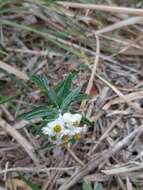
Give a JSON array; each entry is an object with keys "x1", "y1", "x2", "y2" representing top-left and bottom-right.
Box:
[
  {"x1": 42, "y1": 126, "x2": 53, "y2": 136},
  {"x1": 70, "y1": 114, "x2": 82, "y2": 126},
  {"x1": 63, "y1": 113, "x2": 82, "y2": 126},
  {"x1": 42, "y1": 117, "x2": 64, "y2": 136},
  {"x1": 42, "y1": 112, "x2": 84, "y2": 146},
  {"x1": 62, "y1": 113, "x2": 72, "y2": 123}
]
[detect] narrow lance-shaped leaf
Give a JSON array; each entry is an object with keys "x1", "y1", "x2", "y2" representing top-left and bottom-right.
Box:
[
  {"x1": 72, "y1": 92, "x2": 89, "y2": 103},
  {"x1": 31, "y1": 75, "x2": 50, "y2": 92},
  {"x1": 18, "y1": 106, "x2": 58, "y2": 121},
  {"x1": 31, "y1": 75, "x2": 58, "y2": 107},
  {"x1": 95, "y1": 183, "x2": 103, "y2": 190},
  {"x1": 60, "y1": 86, "x2": 81, "y2": 112},
  {"x1": 82, "y1": 182, "x2": 93, "y2": 190},
  {"x1": 57, "y1": 70, "x2": 78, "y2": 100}
]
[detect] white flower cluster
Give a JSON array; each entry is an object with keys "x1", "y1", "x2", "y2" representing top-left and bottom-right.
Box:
[{"x1": 42, "y1": 112, "x2": 84, "y2": 146}]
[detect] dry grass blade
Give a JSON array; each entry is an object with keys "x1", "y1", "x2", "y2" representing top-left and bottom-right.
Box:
[
  {"x1": 0, "y1": 119, "x2": 40, "y2": 166},
  {"x1": 58, "y1": 2, "x2": 143, "y2": 16},
  {"x1": 103, "y1": 91, "x2": 143, "y2": 110},
  {"x1": 85, "y1": 35, "x2": 100, "y2": 95},
  {"x1": 6, "y1": 48, "x2": 62, "y2": 58},
  {"x1": 0, "y1": 60, "x2": 29, "y2": 81},
  {"x1": 94, "y1": 16, "x2": 143, "y2": 35},
  {"x1": 96, "y1": 74, "x2": 143, "y2": 113},
  {"x1": 102, "y1": 162, "x2": 143, "y2": 175},
  {"x1": 81, "y1": 35, "x2": 100, "y2": 108}
]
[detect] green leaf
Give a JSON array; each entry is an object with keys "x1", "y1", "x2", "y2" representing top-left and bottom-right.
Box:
[
  {"x1": 81, "y1": 116, "x2": 94, "y2": 128},
  {"x1": 0, "y1": 95, "x2": 14, "y2": 104},
  {"x1": 95, "y1": 183, "x2": 103, "y2": 190},
  {"x1": 31, "y1": 75, "x2": 58, "y2": 107},
  {"x1": 18, "y1": 106, "x2": 58, "y2": 121},
  {"x1": 72, "y1": 92, "x2": 89, "y2": 103},
  {"x1": 47, "y1": 89, "x2": 59, "y2": 107},
  {"x1": 54, "y1": 80, "x2": 63, "y2": 93},
  {"x1": 60, "y1": 86, "x2": 81, "y2": 111},
  {"x1": 42, "y1": 0, "x2": 58, "y2": 5},
  {"x1": 31, "y1": 75, "x2": 49, "y2": 92},
  {"x1": 56, "y1": 70, "x2": 78, "y2": 105},
  {"x1": 82, "y1": 182, "x2": 93, "y2": 190}
]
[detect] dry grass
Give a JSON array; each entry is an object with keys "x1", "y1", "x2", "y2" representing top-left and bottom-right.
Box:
[{"x1": 0, "y1": 0, "x2": 143, "y2": 190}]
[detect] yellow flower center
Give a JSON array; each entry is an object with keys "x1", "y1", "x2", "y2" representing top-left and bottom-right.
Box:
[
  {"x1": 74, "y1": 133, "x2": 81, "y2": 141},
  {"x1": 53, "y1": 124, "x2": 62, "y2": 133}
]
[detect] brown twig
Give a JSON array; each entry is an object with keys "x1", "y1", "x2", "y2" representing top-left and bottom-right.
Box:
[{"x1": 66, "y1": 146, "x2": 85, "y2": 166}]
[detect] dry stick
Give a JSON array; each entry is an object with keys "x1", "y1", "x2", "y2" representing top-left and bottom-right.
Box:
[
  {"x1": 0, "y1": 166, "x2": 76, "y2": 175},
  {"x1": 58, "y1": 126, "x2": 143, "y2": 190},
  {"x1": 94, "y1": 16, "x2": 143, "y2": 35},
  {"x1": 126, "y1": 177, "x2": 133, "y2": 190},
  {"x1": 102, "y1": 162, "x2": 143, "y2": 175},
  {"x1": 0, "y1": 105, "x2": 14, "y2": 121},
  {"x1": 96, "y1": 74, "x2": 143, "y2": 114},
  {"x1": 0, "y1": 119, "x2": 40, "y2": 166},
  {"x1": 57, "y1": 2, "x2": 143, "y2": 16},
  {"x1": 66, "y1": 146, "x2": 85, "y2": 167},
  {"x1": 0, "y1": 60, "x2": 28, "y2": 81},
  {"x1": 4, "y1": 162, "x2": 9, "y2": 181},
  {"x1": 81, "y1": 35, "x2": 100, "y2": 108}
]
